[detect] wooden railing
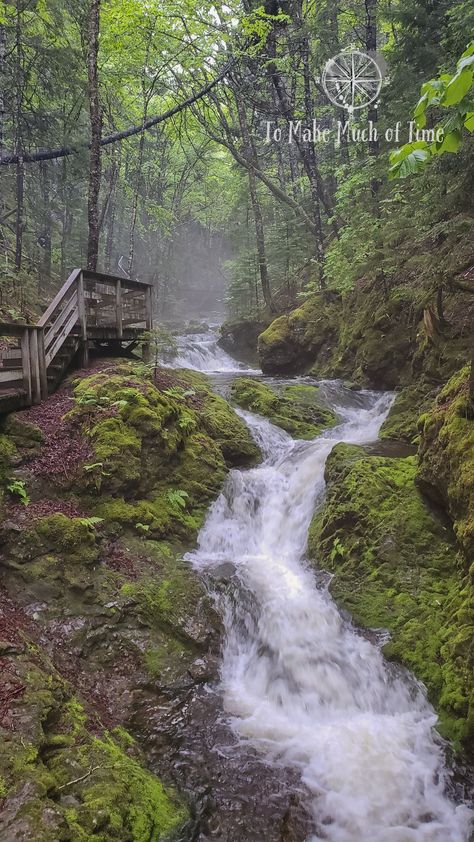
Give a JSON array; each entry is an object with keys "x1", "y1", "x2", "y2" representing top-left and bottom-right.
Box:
[
  {"x1": 0, "y1": 323, "x2": 45, "y2": 407},
  {"x1": 0, "y1": 269, "x2": 153, "y2": 411}
]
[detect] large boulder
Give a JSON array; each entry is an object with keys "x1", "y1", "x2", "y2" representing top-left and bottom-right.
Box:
[
  {"x1": 417, "y1": 366, "x2": 474, "y2": 560},
  {"x1": 231, "y1": 377, "x2": 336, "y2": 439},
  {"x1": 258, "y1": 296, "x2": 339, "y2": 375},
  {"x1": 219, "y1": 317, "x2": 269, "y2": 363}
]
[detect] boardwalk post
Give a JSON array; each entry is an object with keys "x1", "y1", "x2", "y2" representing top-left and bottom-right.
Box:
[
  {"x1": 0, "y1": 269, "x2": 153, "y2": 414},
  {"x1": 20, "y1": 328, "x2": 32, "y2": 405},
  {"x1": 28, "y1": 328, "x2": 42, "y2": 404},
  {"x1": 77, "y1": 271, "x2": 89, "y2": 367},
  {"x1": 116, "y1": 279, "x2": 123, "y2": 340},
  {"x1": 37, "y1": 328, "x2": 48, "y2": 399},
  {"x1": 142, "y1": 285, "x2": 153, "y2": 363}
]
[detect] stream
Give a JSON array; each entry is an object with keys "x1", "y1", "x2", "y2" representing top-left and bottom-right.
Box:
[{"x1": 168, "y1": 329, "x2": 472, "y2": 841}]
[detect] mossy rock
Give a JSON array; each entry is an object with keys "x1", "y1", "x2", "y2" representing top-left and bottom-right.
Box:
[
  {"x1": 308, "y1": 442, "x2": 473, "y2": 747},
  {"x1": 0, "y1": 666, "x2": 187, "y2": 842},
  {"x1": 258, "y1": 295, "x2": 339, "y2": 375},
  {"x1": 33, "y1": 514, "x2": 100, "y2": 566},
  {"x1": 72, "y1": 364, "x2": 259, "y2": 502},
  {"x1": 379, "y1": 384, "x2": 437, "y2": 443},
  {"x1": 171, "y1": 368, "x2": 261, "y2": 467},
  {"x1": 231, "y1": 377, "x2": 336, "y2": 439},
  {"x1": 0, "y1": 433, "x2": 16, "y2": 484},
  {"x1": 417, "y1": 366, "x2": 474, "y2": 561},
  {"x1": 1, "y1": 414, "x2": 44, "y2": 454}
]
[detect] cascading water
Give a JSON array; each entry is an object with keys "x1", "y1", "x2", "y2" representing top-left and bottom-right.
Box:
[
  {"x1": 170, "y1": 329, "x2": 259, "y2": 373},
  {"x1": 187, "y1": 388, "x2": 473, "y2": 842}
]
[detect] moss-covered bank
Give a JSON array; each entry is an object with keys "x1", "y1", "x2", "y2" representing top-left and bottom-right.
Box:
[
  {"x1": 231, "y1": 377, "x2": 336, "y2": 439},
  {"x1": 258, "y1": 283, "x2": 473, "y2": 395},
  {"x1": 308, "y1": 442, "x2": 473, "y2": 747},
  {"x1": 417, "y1": 366, "x2": 474, "y2": 561},
  {"x1": 0, "y1": 655, "x2": 186, "y2": 841},
  {"x1": 0, "y1": 361, "x2": 260, "y2": 841}
]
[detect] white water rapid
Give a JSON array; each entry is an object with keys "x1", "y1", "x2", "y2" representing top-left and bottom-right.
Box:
[
  {"x1": 187, "y1": 384, "x2": 472, "y2": 841},
  {"x1": 170, "y1": 330, "x2": 259, "y2": 373}
]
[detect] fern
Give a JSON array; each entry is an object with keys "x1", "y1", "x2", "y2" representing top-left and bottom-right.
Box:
[
  {"x1": 166, "y1": 489, "x2": 189, "y2": 510},
  {"x1": 136, "y1": 522, "x2": 151, "y2": 534},
  {"x1": 7, "y1": 479, "x2": 30, "y2": 506},
  {"x1": 78, "y1": 517, "x2": 104, "y2": 528}
]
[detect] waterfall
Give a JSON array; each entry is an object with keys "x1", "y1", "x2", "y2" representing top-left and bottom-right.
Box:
[
  {"x1": 187, "y1": 388, "x2": 472, "y2": 842},
  {"x1": 168, "y1": 330, "x2": 259, "y2": 373}
]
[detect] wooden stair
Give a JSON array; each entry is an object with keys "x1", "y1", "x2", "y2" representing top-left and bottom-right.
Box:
[{"x1": 0, "y1": 269, "x2": 153, "y2": 414}]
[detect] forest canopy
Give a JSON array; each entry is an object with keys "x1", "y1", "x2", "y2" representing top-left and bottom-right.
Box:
[{"x1": 0, "y1": 0, "x2": 473, "y2": 321}]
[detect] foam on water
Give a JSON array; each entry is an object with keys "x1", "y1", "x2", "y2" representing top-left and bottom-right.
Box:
[
  {"x1": 170, "y1": 331, "x2": 259, "y2": 373},
  {"x1": 188, "y1": 389, "x2": 472, "y2": 842}
]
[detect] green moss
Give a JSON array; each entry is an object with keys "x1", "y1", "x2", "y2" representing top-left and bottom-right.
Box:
[
  {"x1": 0, "y1": 433, "x2": 16, "y2": 483},
  {"x1": 379, "y1": 384, "x2": 435, "y2": 443},
  {"x1": 0, "y1": 669, "x2": 187, "y2": 842},
  {"x1": 308, "y1": 443, "x2": 473, "y2": 747},
  {"x1": 232, "y1": 377, "x2": 336, "y2": 439},
  {"x1": 417, "y1": 366, "x2": 474, "y2": 560},
  {"x1": 51, "y1": 733, "x2": 187, "y2": 841},
  {"x1": 171, "y1": 368, "x2": 260, "y2": 466},
  {"x1": 1, "y1": 413, "x2": 44, "y2": 452},
  {"x1": 258, "y1": 295, "x2": 339, "y2": 375},
  {"x1": 121, "y1": 559, "x2": 202, "y2": 642},
  {"x1": 33, "y1": 514, "x2": 100, "y2": 565},
  {"x1": 144, "y1": 639, "x2": 187, "y2": 677},
  {"x1": 282, "y1": 384, "x2": 321, "y2": 403}
]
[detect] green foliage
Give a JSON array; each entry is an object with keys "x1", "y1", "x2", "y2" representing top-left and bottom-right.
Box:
[
  {"x1": 241, "y1": 6, "x2": 290, "y2": 55},
  {"x1": 7, "y1": 478, "x2": 30, "y2": 506},
  {"x1": 390, "y1": 41, "x2": 474, "y2": 178},
  {"x1": 166, "y1": 489, "x2": 189, "y2": 510},
  {"x1": 309, "y1": 443, "x2": 473, "y2": 747},
  {"x1": 77, "y1": 516, "x2": 104, "y2": 528}
]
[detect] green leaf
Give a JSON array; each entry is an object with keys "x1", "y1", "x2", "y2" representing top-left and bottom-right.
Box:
[
  {"x1": 389, "y1": 147, "x2": 430, "y2": 179},
  {"x1": 436, "y1": 130, "x2": 462, "y2": 154},
  {"x1": 460, "y1": 42, "x2": 474, "y2": 59},
  {"x1": 457, "y1": 54, "x2": 474, "y2": 72},
  {"x1": 442, "y1": 69, "x2": 473, "y2": 106},
  {"x1": 464, "y1": 112, "x2": 474, "y2": 131}
]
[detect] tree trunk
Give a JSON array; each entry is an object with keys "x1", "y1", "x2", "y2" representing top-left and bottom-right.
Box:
[
  {"x1": 248, "y1": 168, "x2": 273, "y2": 312},
  {"x1": 104, "y1": 157, "x2": 119, "y2": 272},
  {"x1": 39, "y1": 161, "x2": 52, "y2": 292},
  {"x1": 86, "y1": 0, "x2": 102, "y2": 271},
  {"x1": 14, "y1": 3, "x2": 24, "y2": 270},
  {"x1": 0, "y1": 25, "x2": 5, "y2": 158},
  {"x1": 15, "y1": 156, "x2": 23, "y2": 270},
  {"x1": 236, "y1": 99, "x2": 274, "y2": 312},
  {"x1": 365, "y1": 0, "x2": 380, "y2": 159}
]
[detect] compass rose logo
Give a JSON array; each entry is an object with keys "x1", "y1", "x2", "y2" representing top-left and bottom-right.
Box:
[{"x1": 322, "y1": 50, "x2": 382, "y2": 114}]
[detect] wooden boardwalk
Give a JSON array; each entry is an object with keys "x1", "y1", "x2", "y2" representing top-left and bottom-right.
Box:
[{"x1": 0, "y1": 269, "x2": 153, "y2": 414}]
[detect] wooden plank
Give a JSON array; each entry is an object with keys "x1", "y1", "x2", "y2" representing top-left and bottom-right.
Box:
[
  {"x1": 77, "y1": 271, "x2": 89, "y2": 368},
  {"x1": 145, "y1": 285, "x2": 153, "y2": 331},
  {"x1": 45, "y1": 307, "x2": 80, "y2": 367},
  {"x1": 0, "y1": 349, "x2": 23, "y2": 360},
  {"x1": 21, "y1": 329, "x2": 32, "y2": 405},
  {"x1": 37, "y1": 329, "x2": 48, "y2": 399},
  {"x1": 44, "y1": 292, "x2": 78, "y2": 354},
  {"x1": 0, "y1": 369, "x2": 23, "y2": 383},
  {"x1": 0, "y1": 323, "x2": 31, "y2": 336},
  {"x1": 83, "y1": 269, "x2": 152, "y2": 291},
  {"x1": 37, "y1": 267, "x2": 81, "y2": 327},
  {"x1": 28, "y1": 329, "x2": 42, "y2": 404},
  {"x1": 116, "y1": 279, "x2": 123, "y2": 339}
]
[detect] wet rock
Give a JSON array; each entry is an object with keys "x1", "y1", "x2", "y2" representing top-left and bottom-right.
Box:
[{"x1": 308, "y1": 440, "x2": 474, "y2": 746}]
